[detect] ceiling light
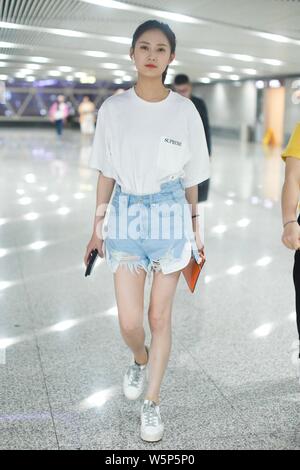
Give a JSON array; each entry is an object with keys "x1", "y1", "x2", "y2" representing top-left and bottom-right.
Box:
[
  {"x1": 83, "y1": 50, "x2": 108, "y2": 58},
  {"x1": 242, "y1": 68, "x2": 257, "y2": 75},
  {"x1": 218, "y1": 66, "x2": 234, "y2": 72},
  {"x1": 261, "y1": 58, "x2": 283, "y2": 66},
  {"x1": 208, "y1": 73, "x2": 221, "y2": 79},
  {"x1": 101, "y1": 63, "x2": 120, "y2": 69},
  {"x1": 29, "y1": 56, "x2": 51, "y2": 63},
  {"x1": 80, "y1": 0, "x2": 134, "y2": 10},
  {"x1": 269, "y1": 79, "x2": 281, "y2": 88},
  {"x1": 256, "y1": 80, "x2": 265, "y2": 89},
  {"x1": 58, "y1": 66, "x2": 73, "y2": 72},
  {"x1": 256, "y1": 32, "x2": 290, "y2": 43},
  {"x1": 105, "y1": 36, "x2": 132, "y2": 45},
  {"x1": 195, "y1": 48, "x2": 223, "y2": 57},
  {"x1": 0, "y1": 41, "x2": 19, "y2": 48},
  {"x1": 152, "y1": 10, "x2": 201, "y2": 24},
  {"x1": 231, "y1": 54, "x2": 255, "y2": 62},
  {"x1": 48, "y1": 70, "x2": 62, "y2": 76},
  {"x1": 80, "y1": 76, "x2": 96, "y2": 83},
  {"x1": 229, "y1": 74, "x2": 240, "y2": 80},
  {"x1": 112, "y1": 70, "x2": 127, "y2": 76},
  {"x1": 74, "y1": 72, "x2": 87, "y2": 78},
  {"x1": 26, "y1": 63, "x2": 41, "y2": 70},
  {"x1": 48, "y1": 28, "x2": 89, "y2": 38},
  {"x1": 198, "y1": 78, "x2": 211, "y2": 84}
]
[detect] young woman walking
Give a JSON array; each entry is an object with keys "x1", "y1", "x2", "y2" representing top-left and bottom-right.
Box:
[{"x1": 84, "y1": 20, "x2": 210, "y2": 442}]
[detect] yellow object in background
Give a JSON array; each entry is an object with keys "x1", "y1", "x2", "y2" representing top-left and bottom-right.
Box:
[
  {"x1": 263, "y1": 128, "x2": 276, "y2": 146},
  {"x1": 282, "y1": 122, "x2": 300, "y2": 161}
]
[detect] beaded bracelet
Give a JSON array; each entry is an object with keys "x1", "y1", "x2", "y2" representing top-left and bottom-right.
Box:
[{"x1": 283, "y1": 220, "x2": 297, "y2": 228}]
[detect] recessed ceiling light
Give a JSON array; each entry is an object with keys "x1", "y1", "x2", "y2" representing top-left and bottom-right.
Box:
[
  {"x1": 29, "y1": 56, "x2": 50, "y2": 63},
  {"x1": 152, "y1": 10, "x2": 201, "y2": 24},
  {"x1": 198, "y1": 78, "x2": 211, "y2": 84},
  {"x1": 75, "y1": 71, "x2": 88, "y2": 78},
  {"x1": 218, "y1": 66, "x2": 234, "y2": 72},
  {"x1": 80, "y1": 76, "x2": 96, "y2": 83},
  {"x1": 208, "y1": 73, "x2": 221, "y2": 79},
  {"x1": 48, "y1": 28, "x2": 89, "y2": 38},
  {"x1": 105, "y1": 36, "x2": 132, "y2": 45},
  {"x1": 261, "y1": 58, "x2": 283, "y2": 66},
  {"x1": 101, "y1": 63, "x2": 120, "y2": 69},
  {"x1": 58, "y1": 66, "x2": 73, "y2": 72},
  {"x1": 229, "y1": 74, "x2": 240, "y2": 80},
  {"x1": 48, "y1": 70, "x2": 61, "y2": 76},
  {"x1": 26, "y1": 63, "x2": 41, "y2": 70},
  {"x1": 242, "y1": 68, "x2": 257, "y2": 75},
  {"x1": 256, "y1": 80, "x2": 265, "y2": 89},
  {"x1": 231, "y1": 54, "x2": 255, "y2": 62},
  {"x1": 256, "y1": 32, "x2": 290, "y2": 43},
  {"x1": 195, "y1": 48, "x2": 223, "y2": 57},
  {"x1": 269, "y1": 79, "x2": 281, "y2": 88},
  {"x1": 112, "y1": 70, "x2": 127, "y2": 76},
  {"x1": 83, "y1": 50, "x2": 109, "y2": 58}
]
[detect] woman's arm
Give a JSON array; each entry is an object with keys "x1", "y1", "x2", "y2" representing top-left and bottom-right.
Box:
[
  {"x1": 281, "y1": 157, "x2": 300, "y2": 250},
  {"x1": 185, "y1": 185, "x2": 203, "y2": 250},
  {"x1": 84, "y1": 172, "x2": 115, "y2": 264},
  {"x1": 93, "y1": 172, "x2": 115, "y2": 237}
]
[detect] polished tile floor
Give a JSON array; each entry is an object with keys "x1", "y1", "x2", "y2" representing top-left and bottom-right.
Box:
[{"x1": 0, "y1": 128, "x2": 299, "y2": 450}]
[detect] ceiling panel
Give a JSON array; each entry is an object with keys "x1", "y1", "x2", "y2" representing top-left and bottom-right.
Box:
[{"x1": 0, "y1": 0, "x2": 299, "y2": 84}]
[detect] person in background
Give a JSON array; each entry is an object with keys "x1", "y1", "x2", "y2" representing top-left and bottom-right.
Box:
[
  {"x1": 173, "y1": 74, "x2": 211, "y2": 202},
  {"x1": 281, "y1": 122, "x2": 300, "y2": 384},
  {"x1": 48, "y1": 94, "x2": 69, "y2": 137},
  {"x1": 78, "y1": 96, "x2": 96, "y2": 135}
]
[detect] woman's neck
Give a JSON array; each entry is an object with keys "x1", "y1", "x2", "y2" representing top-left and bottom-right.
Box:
[{"x1": 134, "y1": 78, "x2": 170, "y2": 102}]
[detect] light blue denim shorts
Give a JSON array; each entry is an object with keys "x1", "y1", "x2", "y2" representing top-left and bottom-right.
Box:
[{"x1": 102, "y1": 177, "x2": 201, "y2": 282}]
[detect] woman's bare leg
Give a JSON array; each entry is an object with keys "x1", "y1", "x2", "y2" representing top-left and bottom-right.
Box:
[
  {"x1": 113, "y1": 265, "x2": 148, "y2": 365},
  {"x1": 145, "y1": 269, "x2": 182, "y2": 404}
]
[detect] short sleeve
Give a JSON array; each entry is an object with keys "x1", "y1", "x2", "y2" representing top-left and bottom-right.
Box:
[
  {"x1": 88, "y1": 102, "x2": 116, "y2": 178},
  {"x1": 182, "y1": 100, "x2": 210, "y2": 188},
  {"x1": 281, "y1": 123, "x2": 300, "y2": 162}
]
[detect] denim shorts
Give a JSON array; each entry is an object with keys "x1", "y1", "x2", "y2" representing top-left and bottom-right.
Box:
[{"x1": 102, "y1": 177, "x2": 201, "y2": 283}]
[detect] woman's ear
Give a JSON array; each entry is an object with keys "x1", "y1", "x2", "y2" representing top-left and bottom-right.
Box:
[{"x1": 168, "y1": 53, "x2": 175, "y2": 66}]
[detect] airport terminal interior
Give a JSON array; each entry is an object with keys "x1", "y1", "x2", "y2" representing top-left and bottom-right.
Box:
[{"x1": 0, "y1": 0, "x2": 300, "y2": 451}]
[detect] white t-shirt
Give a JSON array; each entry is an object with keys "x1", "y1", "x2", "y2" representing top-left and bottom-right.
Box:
[
  {"x1": 88, "y1": 86, "x2": 210, "y2": 195},
  {"x1": 54, "y1": 103, "x2": 65, "y2": 120}
]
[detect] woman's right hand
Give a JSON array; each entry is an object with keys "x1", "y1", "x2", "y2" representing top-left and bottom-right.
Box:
[
  {"x1": 84, "y1": 233, "x2": 105, "y2": 266},
  {"x1": 282, "y1": 222, "x2": 300, "y2": 250}
]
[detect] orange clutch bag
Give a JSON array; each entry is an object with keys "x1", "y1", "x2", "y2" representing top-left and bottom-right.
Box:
[{"x1": 182, "y1": 249, "x2": 206, "y2": 293}]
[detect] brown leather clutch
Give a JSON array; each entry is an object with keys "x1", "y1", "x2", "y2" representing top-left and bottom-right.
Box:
[{"x1": 182, "y1": 249, "x2": 206, "y2": 293}]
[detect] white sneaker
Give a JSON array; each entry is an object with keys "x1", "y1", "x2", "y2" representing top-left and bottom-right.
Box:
[
  {"x1": 123, "y1": 346, "x2": 149, "y2": 400},
  {"x1": 140, "y1": 399, "x2": 164, "y2": 442}
]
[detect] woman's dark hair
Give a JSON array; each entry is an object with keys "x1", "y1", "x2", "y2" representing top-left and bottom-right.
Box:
[{"x1": 131, "y1": 19, "x2": 176, "y2": 84}]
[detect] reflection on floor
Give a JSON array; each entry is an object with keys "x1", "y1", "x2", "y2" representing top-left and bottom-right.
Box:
[{"x1": 0, "y1": 128, "x2": 299, "y2": 450}]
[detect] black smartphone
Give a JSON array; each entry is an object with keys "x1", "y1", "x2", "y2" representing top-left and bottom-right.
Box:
[{"x1": 85, "y1": 249, "x2": 99, "y2": 277}]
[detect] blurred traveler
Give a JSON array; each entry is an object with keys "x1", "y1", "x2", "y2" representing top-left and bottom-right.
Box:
[
  {"x1": 78, "y1": 96, "x2": 96, "y2": 135},
  {"x1": 173, "y1": 74, "x2": 211, "y2": 202},
  {"x1": 281, "y1": 122, "x2": 300, "y2": 383},
  {"x1": 48, "y1": 94, "x2": 69, "y2": 136}
]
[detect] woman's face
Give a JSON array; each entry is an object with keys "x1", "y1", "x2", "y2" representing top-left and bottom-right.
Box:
[{"x1": 131, "y1": 29, "x2": 175, "y2": 80}]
